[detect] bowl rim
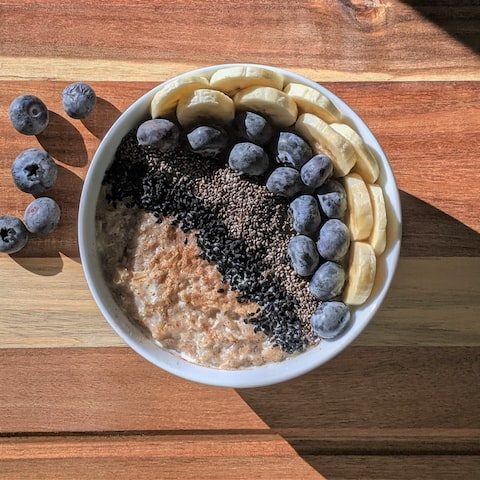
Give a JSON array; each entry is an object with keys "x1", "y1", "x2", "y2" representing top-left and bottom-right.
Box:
[{"x1": 79, "y1": 63, "x2": 402, "y2": 388}]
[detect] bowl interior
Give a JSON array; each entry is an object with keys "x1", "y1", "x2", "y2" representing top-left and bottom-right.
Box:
[{"x1": 79, "y1": 64, "x2": 402, "y2": 388}]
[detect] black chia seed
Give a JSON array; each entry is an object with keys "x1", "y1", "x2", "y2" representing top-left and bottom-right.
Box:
[{"x1": 103, "y1": 128, "x2": 314, "y2": 353}]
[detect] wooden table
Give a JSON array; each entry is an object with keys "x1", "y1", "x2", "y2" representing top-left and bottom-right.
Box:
[{"x1": 0, "y1": 1, "x2": 479, "y2": 478}]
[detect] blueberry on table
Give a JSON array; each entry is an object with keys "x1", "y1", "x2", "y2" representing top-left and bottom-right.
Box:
[
  {"x1": 235, "y1": 111, "x2": 273, "y2": 146},
  {"x1": 290, "y1": 195, "x2": 321, "y2": 235},
  {"x1": 310, "y1": 301, "x2": 351, "y2": 339},
  {"x1": 287, "y1": 235, "x2": 320, "y2": 277},
  {"x1": 137, "y1": 119, "x2": 180, "y2": 152},
  {"x1": 266, "y1": 167, "x2": 303, "y2": 198},
  {"x1": 9, "y1": 95, "x2": 49, "y2": 135},
  {"x1": 24, "y1": 197, "x2": 61, "y2": 235},
  {"x1": 309, "y1": 261, "x2": 345, "y2": 300},
  {"x1": 187, "y1": 126, "x2": 228, "y2": 156},
  {"x1": 11, "y1": 148, "x2": 58, "y2": 195},
  {"x1": 0, "y1": 216, "x2": 28, "y2": 254},
  {"x1": 300, "y1": 154, "x2": 333, "y2": 189},
  {"x1": 62, "y1": 82, "x2": 96, "y2": 119},
  {"x1": 317, "y1": 219, "x2": 350, "y2": 261},
  {"x1": 276, "y1": 132, "x2": 312, "y2": 169},
  {"x1": 317, "y1": 179, "x2": 347, "y2": 219},
  {"x1": 228, "y1": 142, "x2": 269, "y2": 176}
]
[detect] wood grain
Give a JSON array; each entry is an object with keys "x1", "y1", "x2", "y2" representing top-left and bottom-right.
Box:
[
  {"x1": 0, "y1": 1, "x2": 479, "y2": 81},
  {"x1": 0, "y1": 434, "x2": 322, "y2": 479},
  {"x1": 0, "y1": 81, "x2": 479, "y2": 258},
  {"x1": 240, "y1": 346, "x2": 480, "y2": 440},
  {"x1": 304, "y1": 455, "x2": 480, "y2": 480},
  {"x1": 1, "y1": 256, "x2": 479, "y2": 348},
  {"x1": 0, "y1": 348, "x2": 267, "y2": 433},
  {"x1": 1, "y1": 347, "x2": 478, "y2": 447}
]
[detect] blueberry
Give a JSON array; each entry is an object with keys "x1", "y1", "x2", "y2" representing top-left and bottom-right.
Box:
[
  {"x1": 24, "y1": 197, "x2": 61, "y2": 235},
  {"x1": 137, "y1": 119, "x2": 179, "y2": 152},
  {"x1": 300, "y1": 154, "x2": 333, "y2": 189},
  {"x1": 290, "y1": 195, "x2": 321, "y2": 235},
  {"x1": 62, "y1": 82, "x2": 96, "y2": 119},
  {"x1": 187, "y1": 126, "x2": 228, "y2": 156},
  {"x1": 287, "y1": 235, "x2": 320, "y2": 277},
  {"x1": 228, "y1": 142, "x2": 269, "y2": 176},
  {"x1": 11, "y1": 148, "x2": 58, "y2": 195},
  {"x1": 235, "y1": 111, "x2": 273, "y2": 146},
  {"x1": 317, "y1": 179, "x2": 347, "y2": 219},
  {"x1": 276, "y1": 132, "x2": 312, "y2": 169},
  {"x1": 317, "y1": 219, "x2": 350, "y2": 261},
  {"x1": 266, "y1": 167, "x2": 303, "y2": 198},
  {"x1": 310, "y1": 301, "x2": 351, "y2": 339},
  {"x1": 0, "y1": 216, "x2": 28, "y2": 254},
  {"x1": 9, "y1": 95, "x2": 49, "y2": 135},
  {"x1": 309, "y1": 261, "x2": 345, "y2": 300}
]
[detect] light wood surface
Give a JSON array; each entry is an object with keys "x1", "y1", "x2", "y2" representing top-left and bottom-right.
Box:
[
  {"x1": 0, "y1": 1, "x2": 479, "y2": 478},
  {"x1": 0, "y1": 434, "x2": 322, "y2": 480},
  {"x1": 0, "y1": 1, "x2": 478, "y2": 82},
  {"x1": 0, "y1": 256, "x2": 479, "y2": 348}
]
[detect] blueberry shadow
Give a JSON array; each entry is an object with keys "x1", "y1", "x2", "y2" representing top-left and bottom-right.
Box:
[
  {"x1": 236, "y1": 191, "x2": 480, "y2": 477},
  {"x1": 401, "y1": 0, "x2": 480, "y2": 55},
  {"x1": 81, "y1": 97, "x2": 121, "y2": 140},
  {"x1": 36, "y1": 111, "x2": 88, "y2": 167},
  {"x1": 11, "y1": 165, "x2": 84, "y2": 271},
  {"x1": 11, "y1": 251, "x2": 63, "y2": 276}
]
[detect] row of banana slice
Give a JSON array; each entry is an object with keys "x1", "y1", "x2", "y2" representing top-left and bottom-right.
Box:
[{"x1": 149, "y1": 66, "x2": 387, "y2": 307}]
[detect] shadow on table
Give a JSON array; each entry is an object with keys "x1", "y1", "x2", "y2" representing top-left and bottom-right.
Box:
[
  {"x1": 81, "y1": 97, "x2": 121, "y2": 140},
  {"x1": 401, "y1": 0, "x2": 480, "y2": 55}
]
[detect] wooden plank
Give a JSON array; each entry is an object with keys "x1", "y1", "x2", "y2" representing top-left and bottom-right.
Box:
[
  {"x1": 1, "y1": 256, "x2": 479, "y2": 348},
  {"x1": 303, "y1": 455, "x2": 480, "y2": 480},
  {"x1": 0, "y1": 347, "x2": 478, "y2": 449},
  {"x1": 0, "y1": 348, "x2": 267, "y2": 433},
  {"x1": 240, "y1": 347, "x2": 480, "y2": 451},
  {"x1": 0, "y1": 434, "x2": 323, "y2": 479},
  {"x1": 0, "y1": 81, "x2": 478, "y2": 258},
  {"x1": 0, "y1": 1, "x2": 479, "y2": 81}
]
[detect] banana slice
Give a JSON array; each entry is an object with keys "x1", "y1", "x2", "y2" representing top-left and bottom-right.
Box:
[
  {"x1": 150, "y1": 76, "x2": 209, "y2": 118},
  {"x1": 210, "y1": 66, "x2": 284, "y2": 95},
  {"x1": 330, "y1": 123, "x2": 379, "y2": 183},
  {"x1": 343, "y1": 241, "x2": 376, "y2": 305},
  {"x1": 233, "y1": 86, "x2": 298, "y2": 127},
  {"x1": 367, "y1": 184, "x2": 387, "y2": 255},
  {"x1": 295, "y1": 113, "x2": 356, "y2": 176},
  {"x1": 284, "y1": 83, "x2": 341, "y2": 123},
  {"x1": 176, "y1": 89, "x2": 235, "y2": 127},
  {"x1": 343, "y1": 173, "x2": 373, "y2": 240}
]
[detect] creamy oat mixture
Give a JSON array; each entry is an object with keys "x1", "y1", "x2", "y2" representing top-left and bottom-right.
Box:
[{"x1": 96, "y1": 196, "x2": 284, "y2": 369}]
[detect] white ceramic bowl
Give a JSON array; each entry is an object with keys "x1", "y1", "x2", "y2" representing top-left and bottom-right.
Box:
[{"x1": 79, "y1": 64, "x2": 401, "y2": 388}]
